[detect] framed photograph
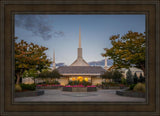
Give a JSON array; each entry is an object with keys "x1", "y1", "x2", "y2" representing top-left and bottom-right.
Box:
[{"x1": 0, "y1": 0, "x2": 159, "y2": 116}]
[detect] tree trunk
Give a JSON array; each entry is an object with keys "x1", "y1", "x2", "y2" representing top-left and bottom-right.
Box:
[{"x1": 16, "y1": 73, "x2": 20, "y2": 85}]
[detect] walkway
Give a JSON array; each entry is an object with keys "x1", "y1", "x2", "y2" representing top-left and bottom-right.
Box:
[{"x1": 14, "y1": 89, "x2": 146, "y2": 102}]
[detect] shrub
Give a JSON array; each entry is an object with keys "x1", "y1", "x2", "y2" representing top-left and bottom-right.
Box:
[
  {"x1": 121, "y1": 78, "x2": 127, "y2": 85},
  {"x1": 20, "y1": 84, "x2": 36, "y2": 91},
  {"x1": 53, "y1": 80, "x2": 60, "y2": 85},
  {"x1": 107, "y1": 82, "x2": 119, "y2": 87},
  {"x1": 133, "y1": 83, "x2": 145, "y2": 92},
  {"x1": 68, "y1": 81, "x2": 73, "y2": 85},
  {"x1": 129, "y1": 84, "x2": 136, "y2": 90},
  {"x1": 46, "y1": 80, "x2": 49, "y2": 84},
  {"x1": 15, "y1": 84, "x2": 22, "y2": 92}
]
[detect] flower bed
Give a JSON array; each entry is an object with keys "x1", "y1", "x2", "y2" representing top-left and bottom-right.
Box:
[
  {"x1": 62, "y1": 85, "x2": 97, "y2": 92},
  {"x1": 36, "y1": 84, "x2": 63, "y2": 89}
]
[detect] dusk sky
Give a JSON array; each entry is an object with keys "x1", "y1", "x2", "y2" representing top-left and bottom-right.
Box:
[{"x1": 15, "y1": 14, "x2": 145, "y2": 65}]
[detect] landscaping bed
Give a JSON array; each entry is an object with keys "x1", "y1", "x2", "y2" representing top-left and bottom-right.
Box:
[
  {"x1": 15, "y1": 90, "x2": 44, "y2": 97},
  {"x1": 116, "y1": 90, "x2": 145, "y2": 98}
]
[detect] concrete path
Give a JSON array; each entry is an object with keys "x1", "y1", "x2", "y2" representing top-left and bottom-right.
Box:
[{"x1": 14, "y1": 89, "x2": 146, "y2": 102}]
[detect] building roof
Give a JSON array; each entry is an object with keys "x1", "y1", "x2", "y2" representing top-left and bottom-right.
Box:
[
  {"x1": 57, "y1": 66, "x2": 106, "y2": 75},
  {"x1": 70, "y1": 56, "x2": 89, "y2": 66}
]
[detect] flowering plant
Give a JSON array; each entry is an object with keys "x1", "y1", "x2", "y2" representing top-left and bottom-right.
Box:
[
  {"x1": 64, "y1": 85, "x2": 96, "y2": 88},
  {"x1": 36, "y1": 84, "x2": 62, "y2": 87},
  {"x1": 87, "y1": 85, "x2": 96, "y2": 87}
]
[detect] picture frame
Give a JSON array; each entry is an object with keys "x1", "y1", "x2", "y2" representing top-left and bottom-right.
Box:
[{"x1": 0, "y1": 0, "x2": 159, "y2": 115}]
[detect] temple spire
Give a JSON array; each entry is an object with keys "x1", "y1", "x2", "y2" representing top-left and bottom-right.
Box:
[
  {"x1": 70, "y1": 27, "x2": 89, "y2": 66},
  {"x1": 104, "y1": 57, "x2": 108, "y2": 70},
  {"x1": 53, "y1": 49, "x2": 56, "y2": 70},
  {"x1": 79, "y1": 27, "x2": 81, "y2": 48}
]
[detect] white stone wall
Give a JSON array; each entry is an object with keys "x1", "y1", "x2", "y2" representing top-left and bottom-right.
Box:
[
  {"x1": 92, "y1": 77, "x2": 103, "y2": 85},
  {"x1": 57, "y1": 77, "x2": 69, "y2": 86},
  {"x1": 22, "y1": 77, "x2": 34, "y2": 84}
]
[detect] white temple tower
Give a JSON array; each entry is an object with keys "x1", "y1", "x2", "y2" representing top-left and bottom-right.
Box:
[
  {"x1": 70, "y1": 27, "x2": 89, "y2": 66},
  {"x1": 53, "y1": 49, "x2": 56, "y2": 70}
]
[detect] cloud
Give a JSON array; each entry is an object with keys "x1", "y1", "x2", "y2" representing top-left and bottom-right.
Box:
[{"x1": 15, "y1": 15, "x2": 64, "y2": 40}]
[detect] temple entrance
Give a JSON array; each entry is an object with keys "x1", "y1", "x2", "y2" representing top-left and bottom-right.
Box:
[{"x1": 69, "y1": 76, "x2": 91, "y2": 83}]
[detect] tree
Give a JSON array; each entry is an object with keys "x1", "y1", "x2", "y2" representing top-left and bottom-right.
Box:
[
  {"x1": 38, "y1": 69, "x2": 61, "y2": 83},
  {"x1": 133, "y1": 73, "x2": 138, "y2": 84},
  {"x1": 139, "y1": 73, "x2": 145, "y2": 83},
  {"x1": 101, "y1": 71, "x2": 113, "y2": 80},
  {"x1": 50, "y1": 69, "x2": 61, "y2": 79},
  {"x1": 15, "y1": 37, "x2": 52, "y2": 84},
  {"x1": 102, "y1": 31, "x2": 145, "y2": 74},
  {"x1": 126, "y1": 69, "x2": 133, "y2": 85},
  {"x1": 112, "y1": 70, "x2": 122, "y2": 83}
]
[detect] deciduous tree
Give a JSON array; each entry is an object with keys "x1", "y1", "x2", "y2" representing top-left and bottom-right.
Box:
[
  {"x1": 102, "y1": 31, "x2": 145, "y2": 74},
  {"x1": 15, "y1": 37, "x2": 52, "y2": 84}
]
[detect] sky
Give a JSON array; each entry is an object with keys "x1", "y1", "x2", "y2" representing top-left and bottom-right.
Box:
[{"x1": 14, "y1": 14, "x2": 145, "y2": 65}]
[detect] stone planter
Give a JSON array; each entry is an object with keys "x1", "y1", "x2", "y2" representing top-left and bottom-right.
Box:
[
  {"x1": 116, "y1": 90, "x2": 145, "y2": 98},
  {"x1": 72, "y1": 87, "x2": 87, "y2": 92},
  {"x1": 87, "y1": 87, "x2": 97, "y2": 92},
  {"x1": 102, "y1": 86, "x2": 109, "y2": 89},
  {"x1": 63, "y1": 87, "x2": 97, "y2": 92},
  {"x1": 15, "y1": 90, "x2": 44, "y2": 97},
  {"x1": 63, "y1": 87, "x2": 72, "y2": 92}
]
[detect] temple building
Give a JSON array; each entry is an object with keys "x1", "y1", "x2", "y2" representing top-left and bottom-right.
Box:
[
  {"x1": 56, "y1": 28, "x2": 107, "y2": 85},
  {"x1": 22, "y1": 28, "x2": 144, "y2": 85}
]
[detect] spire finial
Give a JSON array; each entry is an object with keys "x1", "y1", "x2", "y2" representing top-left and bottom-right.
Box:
[{"x1": 79, "y1": 27, "x2": 81, "y2": 48}]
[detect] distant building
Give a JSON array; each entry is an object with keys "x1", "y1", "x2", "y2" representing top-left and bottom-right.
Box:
[
  {"x1": 124, "y1": 67, "x2": 144, "y2": 78},
  {"x1": 116, "y1": 67, "x2": 144, "y2": 79}
]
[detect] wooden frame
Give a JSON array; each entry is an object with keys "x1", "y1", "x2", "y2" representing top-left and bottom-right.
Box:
[{"x1": 0, "y1": 0, "x2": 159, "y2": 115}]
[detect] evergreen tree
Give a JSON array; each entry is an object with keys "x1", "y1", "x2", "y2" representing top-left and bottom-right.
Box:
[
  {"x1": 126, "y1": 69, "x2": 133, "y2": 85},
  {"x1": 139, "y1": 73, "x2": 145, "y2": 83},
  {"x1": 133, "y1": 72, "x2": 138, "y2": 84}
]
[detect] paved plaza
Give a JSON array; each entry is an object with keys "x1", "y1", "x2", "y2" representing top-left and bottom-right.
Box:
[{"x1": 14, "y1": 89, "x2": 146, "y2": 102}]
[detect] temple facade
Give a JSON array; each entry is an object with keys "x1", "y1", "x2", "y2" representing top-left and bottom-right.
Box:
[{"x1": 56, "y1": 28, "x2": 107, "y2": 85}]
